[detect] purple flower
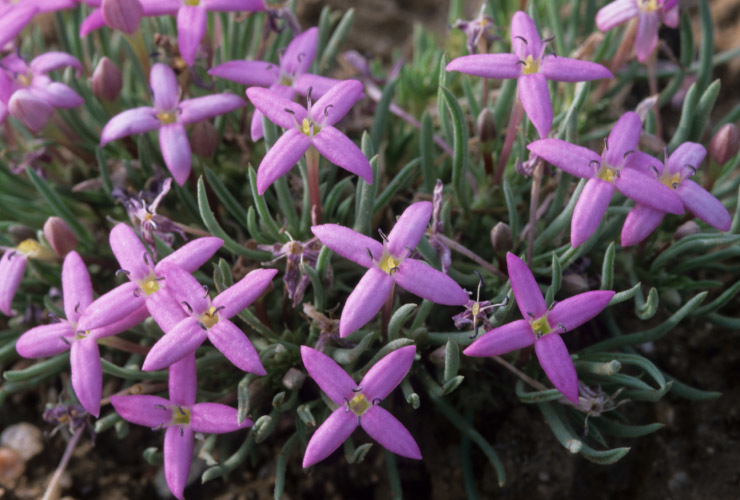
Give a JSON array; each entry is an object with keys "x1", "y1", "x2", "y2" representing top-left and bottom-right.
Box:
[
  {"x1": 77, "y1": 223, "x2": 223, "y2": 332},
  {"x1": 301, "y1": 345, "x2": 421, "y2": 467},
  {"x1": 16, "y1": 251, "x2": 148, "y2": 416},
  {"x1": 0, "y1": 52, "x2": 83, "y2": 133},
  {"x1": 142, "y1": 262, "x2": 276, "y2": 373},
  {"x1": 464, "y1": 253, "x2": 614, "y2": 404},
  {"x1": 210, "y1": 27, "x2": 340, "y2": 141},
  {"x1": 596, "y1": 0, "x2": 679, "y2": 62},
  {"x1": 258, "y1": 237, "x2": 322, "y2": 308},
  {"x1": 528, "y1": 111, "x2": 684, "y2": 247},
  {"x1": 111, "y1": 355, "x2": 251, "y2": 500},
  {"x1": 621, "y1": 142, "x2": 732, "y2": 246},
  {"x1": 311, "y1": 202, "x2": 469, "y2": 337},
  {"x1": 100, "y1": 63, "x2": 244, "y2": 185},
  {"x1": 451, "y1": 4, "x2": 498, "y2": 55},
  {"x1": 446, "y1": 11, "x2": 612, "y2": 138},
  {"x1": 79, "y1": 0, "x2": 176, "y2": 36},
  {"x1": 246, "y1": 80, "x2": 372, "y2": 194},
  {"x1": 0, "y1": 0, "x2": 76, "y2": 49},
  {"x1": 0, "y1": 239, "x2": 56, "y2": 316}
]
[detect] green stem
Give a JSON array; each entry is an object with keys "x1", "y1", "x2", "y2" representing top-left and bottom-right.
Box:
[{"x1": 306, "y1": 147, "x2": 322, "y2": 223}]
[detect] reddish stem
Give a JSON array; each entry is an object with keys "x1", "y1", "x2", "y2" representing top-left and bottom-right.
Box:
[
  {"x1": 306, "y1": 147, "x2": 322, "y2": 223},
  {"x1": 493, "y1": 97, "x2": 524, "y2": 186}
]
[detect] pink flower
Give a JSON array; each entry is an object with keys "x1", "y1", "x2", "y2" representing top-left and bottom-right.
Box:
[
  {"x1": 0, "y1": 239, "x2": 56, "y2": 316},
  {"x1": 0, "y1": 0, "x2": 76, "y2": 49}
]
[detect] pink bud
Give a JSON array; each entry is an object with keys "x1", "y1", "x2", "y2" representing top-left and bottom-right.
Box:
[
  {"x1": 43, "y1": 217, "x2": 78, "y2": 257},
  {"x1": 8, "y1": 90, "x2": 54, "y2": 133},
  {"x1": 281, "y1": 367, "x2": 306, "y2": 391},
  {"x1": 92, "y1": 57, "x2": 122, "y2": 101},
  {"x1": 190, "y1": 121, "x2": 220, "y2": 157},
  {"x1": 101, "y1": 0, "x2": 143, "y2": 35},
  {"x1": 490, "y1": 222, "x2": 512, "y2": 253},
  {"x1": 674, "y1": 220, "x2": 700, "y2": 241},
  {"x1": 708, "y1": 123, "x2": 739, "y2": 165}
]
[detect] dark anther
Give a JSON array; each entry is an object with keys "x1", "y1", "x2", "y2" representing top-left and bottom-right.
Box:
[
  {"x1": 589, "y1": 160, "x2": 601, "y2": 170},
  {"x1": 154, "y1": 404, "x2": 167, "y2": 410},
  {"x1": 514, "y1": 35, "x2": 528, "y2": 44},
  {"x1": 474, "y1": 270, "x2": 484, "y2": 288},
  {"x1": 469, "y1": 330, "x2": 479, "y2": 340},
  {"x1": 74, "y1": 302, "x2": 81, "y2": 314},
  {"x1": 685, "y1": 164, "x2": 697, "y2": 175},
  {"x1": 307, "y1": 86, "x2": 313, "y2": 101},
  {"x1": 557, "y1": 322, "x2": 567, "y2": 333},
  {"x1": 377, "y1": 228, "x2": 388, "y2": 241},
  {"x1": 196, "y1": 321, "x2": 208, "y2": 331},
  {"x1": 542, "y1": 35, "x2": 555, "y2": 43},
  {"x1": 603, "y1": 137, "x2": 609, "y2": 151},
  {"x1": 323, "y1": 104, "x2": 333, "y2": 117},
  {"x1": 672, "y1": 182, "x2": 680, "y2": 190},
  {"x1": 142, "y1": 252, "x2": 151, "y2": 265},
  {"x1": 116, "y1": 269, "x2": 130, "y2": 277},
  {"x1": 389, "y1": 266, "x2": 400, "y2": 275},
  {"x1": 284, "y1": 108, "x2": 295, "y2": 115},
  {"x1": 615, "y1": 169, "x2": 621, "y2": 179},
  {"x1": 527, "y1": 311, "x2": 536, "y2": 319},
  {"x1": 202, "y1": 284, "x2": 209, "y2": 298},
  {"x1": 516, "y1": 59, "x2": 526, "y2": 65},
  {"x1": 365, "y1": 247, "x2": 374, "y2": 262},
  {"x1": 179, "y1": 426, "x2": 184, "y2": 437},
  {"x1": 145, "y1": 206, "x2": 153, "y2": 215},
  {"x1": 343, "y1": 398, "x2": 350, "y2": 411},
  {"x1": 133, "y1": 288, "x2": 142, "y2": 297},
  {"x1": 623, "y1": 150, "x2": 634, "y2": 158},
  {"x1": 548, "y1": 300, "x2": 557, "y2": 311},
  {"x1": 154, "y1": 276, "x2": 166, "y2": 281},
  {"x1": 265, "y1": 64, "x2": 273, "y2": 71},
  {"x1": 7, "y1": 251, "x2": 16, "y2": 260},
  {"x1": 60, "y1": 337, "x2": 71, "y2": 346},
  {"x1": 496, "y1": 296, "x2": 510, "y2": 307},
  {"x1": 213, "y1": 305, "x2": 226, "y2": 314},
  {"x1": 297, "y1": 52, "x2": 304, "y2": 62},
  {"x1": 182, "y1": 301, "x2": 193, "y2": 314},
  {"x1": 650, "y1": 165, "x2": 660, "y2": 178},
  {"x1": 351, "y1": 385, "x2": 363, "y2": 393},
  {"x1": 177, "y1": 405, "x2": 186, "y2": 415},
  {"x1": 151, "y1": 424, "x2": 163, "y2": 431},
  {"x1": 49, "y1": 313, "x2": 61, "y2": 323},
  {"x1": 372, "y1": 398, "x2": 382, "y2": 406}
]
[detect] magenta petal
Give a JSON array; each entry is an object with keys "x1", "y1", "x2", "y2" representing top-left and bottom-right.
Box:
[
  {"x1": 100, "y1": 106, "x2": 160, "y2": 145},
  {"x1": 169, "y1": 354, "x2": 196, "y2": 406},
  {"x1": 360, "y1": 345, "x2": 415, "y2": 402},
  {"x1": 110, "y1": 223, "x2": 151, "y2": 281},
  {"x1": 661, "y1": 5, "x2": 679, "y2": 28},
  {"x1": 678, "y1": 180, "x2": 732, "y2": 231},
  {"x1": 16, "y1": 323, "x2": 74, "y2": 358},
  {"x1": 547, "y1": 290, "x2": 614, "y2": 332},
  {"x1": 615, "y1": 168, "x2": 684, "y2": 215},
  {"x1": 293, "y1": 74, "x2": 340, "y2": 98},
  {"x1": 80, "y1": 9, "x2": 106, "y2": 36},
  {"x1": 212, "y1": 268, "x2": 277, "y2": 320},
  {"x1": 101, "y1": 0, "x2": 143, "y2": 34},
  {"x1": 311, "y1": 126, "x2": 373, "y2": 183},
  {"x1": 145, "y1": 290, "x2": 187, "y2": 334},
  {"x1": 208, "y1": 60, "x2": 278, "y2": 86},
  {"x1": 89, "y1": 304, "x2": 148, "y2": 339},
  {"x1": 0, "y1": 252, "x2": 26, "y2": 316},
  {"x1": 635, "y1": 11, "x2": 659, "y2": 62},
  {"x1": 541, "y1": 57, "x2": 613, "y2": 82},
  {"x1": 178, "y1": 94, "x2": 244, "y2": 125},
  {"x1": 360, "y1": 406, "x2": 421, "y2": 460},
  {"x1": 207, "y1": 320, "x2": 265, "y2": 374},
  {"x1": 256, "y1": 128, "x2": 311, "y2": 194},
  {"x1": 158, "y1": 262, "x2": 209, "y2": 316},
  {"x1": 506, "y1": 252, "x2": 547, "y2": 319},
  {"x1": 311, "y1": 224, "x2": 383, "y2": 268},
  {"x1": 387, "y1": 202, "x2": 432, "y2": 257},
  {"x1": 534, "y1": 334, "x2": 578, "y2": 404},
  {"x1": 300, "y1": 346, "x2": 356, "y2": 405},
  {"x1": 37, "y1": 0, "x2": 77, "y2": 12},
  {"x1": 393, "y1": 258, "x2": 469, "y2": 306},
  {"x1": 621, "y1": 204, "x2": 665, "y2": 247},
  {"x1": 339, "y1": 268, "x2": 395, "y2": 337},
  {"x1": 595, "y1": 0, "x2": 639, "y2": 31},
  {"x1": 28, "y1": 78, "x2": 83, "y2": 108},
  {"x1": 624, "y1": 149, "x2": 662, "y2": 176},
  {"x1": 164, "y1": 426, "x2": 193, "y2": 500},
  {"x1": 246, "y1": 87, "x2": 307, "y2": 130},
  {"x1": 31, "y1": 52, "x2": 82, "y2": 75},
  {"x1": 150, "y1": 63, "x2": 180, "y2": 112},
  {"x1": 142, "y1": 317, "x2": 207, "y2": 371},
  {"x1": 311, "y1": 79, "x2": 363, "y2": 127},
  {"x1": 202, "y1": 0, "x2": 265, "y2": 11},
  {"x1": 8, "y1": 89, "x2": 54, "y2": 133},
  {"x1": 76, "y1": 282, "x2": 146, "y2": 331},
  {"x1": 518, "y1": 73, "x2": 552, "y2": 139},
  {"x1": 511, "y1": 11, "x2": 542, "y2": 60},
  {"x1": 110, "y1": 394, "x2": 171, "y2": 427},
  {"x1": 251, "y1": 110, "x2": 265, "y2": 142},
  {"x1": 0, "y1": 4, "x2": 37, "y2": 49},
  {"x1": 70, "y1": 338, "x2": 102, "y2": 417},
  {"x1": 463, "y1": 319, "x2": 536, "y2": 357},
  {"x1": 191, "y1": 402, "x2": 251, "y2": 433},
  {"x1": 302, "y1": 408, "x2": 357, "y2": 468},
  {"x1": 140, "y1": 0, "x2": 180, "y2": 15},
  {"x1": 159, "y1": 123, "x2": 191, "y2": 186},
  {"x1": 666, "y1": 142, "x2": 706, "y2": 176},
  {"x1": 527, "y1": 139, "x2": 600, "y2": 179},
  {"x1": 177, "y1": 5, "x2": 207, "y2": 67},
  {"x1": 605, "y1": 112, "x2": 641, "y2": 166},
  {"x1": 157, "y1": 236, "x2": 223, "y2": 272},
  {"x1": 62, "y1": 251, "x2": 93, "y2": 324},
  {"x1": 281, "y1": 27, "x2": 318, "y2": 76},
  {"x1": 445, "y1": 53, "x2": 522, "y2": 79},
  {"x1": 571, "y1": 178, "x2": 614, "y2": 247}
]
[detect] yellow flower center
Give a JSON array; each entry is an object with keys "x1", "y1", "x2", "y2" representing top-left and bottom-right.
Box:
[
  {"x1": 471, "y1": 302, "x2": 480, "y2": 317},
  {"x1": 170, "y1": 406, "x2": 191, "y2": 426},
  {"x1": 598, "y1": 166, "x2": 618, "y2": 183},
  {"x1": 640, "y1": 0, "x2": 659, "y2": 12},
  {"x1": 17, "y1": 74, "x2": 31, "y2": 86},
  {"x1": 349, "y1": 393, "x2": 371, "y2": 417},
  {"x1": 529, "y1": 315, "x2": 552, "y2": 337},
  {"x1": 16, "y1": 239, "x2": 41, "y2": 256},
  {"x1": 280, "y1": 75, "x2": 293, "y2": 87},
  {"x1": 522, "y1": 55, "x2": 539, "y2": 75},
  {"x1": 300, "y1": 118, "x2": 320, "y2": 136},
  {"x1": 157, "y1": 111, "x2": 177, "y2": 124},
  {"x1": 378, "y1": 254, "x2": 400, "y2": 274},
  {"x1": 184, "y1": 0, "x2": 200, "y2": 6},
  {"x1": 660, "y1": 172, "x2": 682, "y2": 189},
  {"x1": 144, "y1": 213, "x2": 153, "y2": 221},
  {"x1": 140, "y1": 276, "x2": 160, "y2": 296},
  {"x1": 199, "y1": 306, "x2": 219, "y2": 330},
  {"x1": 74, "y1": 330, "x2": 91, "y2": 341}
]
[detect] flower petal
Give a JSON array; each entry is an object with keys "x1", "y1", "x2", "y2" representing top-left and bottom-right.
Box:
[
  {"x1": 293, "y1": 73, "x2": 341, "y2": 98},
  {"x1": 311, "y1": 224, "x2": 384, "y2": 268},
  {"x1": 110, "y1": 223, "x2": 151, "y2": 281},
  {"x1": 150, "y1": 63, "x2": 179, "y2": 112},
  {"x1": 8, "y1": 89, "x2": 54, "y2": 133},
  {"x1": 311, "y1": 79, "x2": 363, "y2": 127},
  {"x1": 158, "y1": 262, "x2": 209, "y2": 316},
  {"x1": 71, "y1": 338, "x2": 102, "y2": 416},
  {"x1": 202, "y1": 0, "x2": 265, "y2": 11},
  {"x1": 76, "y1": 282, "x2": 146, "y2": 331},
  {"x1": 251, "y1": 83, "x2": 295, "y2": 141},
  {"x1": 311, "y1": 126, "x2": 373, "y2": 183},
  {"x1": 62, "y1": 251, "x2": 93, "y2": 323},
  {"x1": 145, "y1": 289, "x2": 187, "y2": 334},
  {"x1": 256, "y1": 128, "x2": 311, "y2": 194},
  {"x1": 445, "y1": 53, "x2": 522, "y2": 79},
  {"x1": 541, "y1": 56, "x2": 613, "y2": 82},
  {"x1": 177, "y1": 5, "x2": 207, "y2": 67},
  {"x1": 178, "y1": 93, "x2": 244, "y2": 125},
  {"x1": 0, "y1": 251, "x2": 27, "y2": 316},
  {"x1": 386, "y1": 202, "x2": 432, "y2": 257},
  {"x1": 660, "y1": 5, "x2": 679, "y2": 28},
  {"x1": 360, "y1": 406, "x2": 421, "y2": 460},
  {"x1": 360, "y1": 345, "x2": 415, "y2": 402},
  {"x1": 518, "y1": 73, "x2": 552, "y2": 139},
  {"x1": 110, "y1": 394, "x2": 171, "y2": 427},
  {"x1": 246, "y1": 86, "x2": 307, "y2": 130},
  {"x1": 0, "y1": 4, "x2": 37, "y2": 49},
  {"x1": 527, "y1": 138, "x2": 600, "y2": 179},
  {"x1": 635, "y1": 11, "x2": 659, "y2": 62},
  {"x1": 100, "y1": 106, "x2": 160, "y2": 145},
  {"x1": 621, "y1": 204, "x2": 665, "y2": 247},
  {"x1": 208, "y1": 60, "x2": 278, "y2": 86},
  {"x1": 677, "y1": 180, "x2": 732, "y2": 231},
  {"x1": 164, "y1": 426, "x2": 193, "y2": 500},
  {"x1": 571, "y1": 178, "x2": 614, "y2": 248},
  {"x1": 595, "y1": 0, "x2": 639, "y2": 31},
  {"x1": 191, "y1": 402, "x2": 251, "y2": 433},
  {"x1": 142, "y1": 317, "x2": 208, "y2": 371},
  {"x1": 666, "y1": 142, "x2": 706, "y2": 176},
  {"x1": 101, "y1": 0, "x2": 143, "y2": 34},
  {"x1": 30, "y1": 51, "x2": 82, "y2": 75},
  {"x1": 547, "y1": 290, "x2": 614, "y2": 332},
  {"x1": 463, "y1": 319, "x2": 536, "y2": 357},
  {"x1": 302, "y1": 408, "x2": 357, "y2": 467},
  {"x1": 169, "y1": 354, "x2": 196, "y2": 406},
  {"x1": 605, "y1": 111, "x2": 642, "y2": 167},
  {"x1": 534, "y1": 334, "x2": 578, "y2": 404},
  {"x1": 506, "y1": 252, "x2": 547, "y2": 319},
  {"x1": 281, "y1": 27, "x2": 318, "y2": 76},
  {"x1": 140, "y1": 0, "x2": 180, "y2": 15},
  {"x1": 80, "y1": 9, "x2": 106, "y2": 36},
  {"x1": 212, "y1": 268, "x2": 277, "y2": 320},
  {"x1": 89, "y1": 304, "x2": 149, "y2": 339},
  {"x1": 156, "y1": 236, "x2": 223, "y2": 272},
  {"x1": 511, "y1": 11, "x2": 542, "y2": 60},
  {"x1": 16, "y1": 323, "x2": 74, "y2": 358},
  {"x1": 614, "y1": 168, "x2": 684, "y2": 214},
  {"x1": 393, "y1": 258, "x2": 469, "y2": 305},
  {"x1": 339, "y1": 268, "x2": 395, "y2": 337},
  {"x1": 624, "y1": 149, "x2": 662, "y2": 176},
  {"x1": 207, "y1": 320, "x2": 266, "y2": 374},
  {"x1": 159, "y1": 123, "x2": 192, "y2": 186},
  {"x1": 300, "y1": 346, "x2": 356, "y2": 405}
]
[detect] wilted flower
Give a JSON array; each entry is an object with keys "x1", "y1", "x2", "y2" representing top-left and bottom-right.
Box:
[
  {"x1": 451, "y1": 3, "x2": 497, "y2": 54},
  {"x1": 427, "y1": 180, "x2": 451, "y2": 273},
  {"x1": 259, "y1": 237, "x2": 322, "y2": 307}
]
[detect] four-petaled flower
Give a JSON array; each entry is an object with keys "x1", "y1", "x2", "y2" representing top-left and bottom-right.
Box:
[
  {"x1": 0, "y1": 0, "x2": 76, "y2": 50},
  {"x1": 621, "y1": 142, "x2": 732, "y2": 246},
  {"x1": 596, "y1": 0, "x2": 679, "y2": 62},
  {"x1": 210, "y1": 27, "x2": 340, "y2": 141},
  {"x1": 0, "y1": 239, "x2": 55, "y2": 316},
  {"x1": 100, "y1": 63, "x2": 245, "y2": 185},
  {"x1": 464, "y1": 253, "x2": 614, "y2": 403},
  {"x1": 311, "y1": 202, "x2": 469, "y2": 337},
  {"x1": 528, "y1": 111, "x2": 684, "y2": 247},
  {"x1": 246, "y1": 79, "x2": 372, "y2": 194},
  {"x1": 111, "y1": 355, "x2": 251, "y2": 500},
  {"x1": 142, "y1": 262, "x2": 276, "y2": 373},
  {"x1": 301, "y1": 345, "x2": 421, "y2": 467},
  {"x1": 446, "y1": 10, "x2": 613, "y2": 138}
]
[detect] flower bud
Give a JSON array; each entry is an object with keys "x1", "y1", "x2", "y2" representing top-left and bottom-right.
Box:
[
  {"x1": 43, "y1": 216, "x2": 78, "y2": 256},
  {"x1": 92, "y1": 57, "x2": 122, "y2": 101},
  {"x1": 673, "y1": 220, "x2": 700, "y2": 241},
  {"x1": 490, "y1": 222, "x2": 512, "y2": 254},
  {"x1": 476, "y1": 108, "x2": 497, "y2": 147},
  {"x1": 102, "y1": 0, "x2": 143, "y2": 35},
  {"x1": 708, "y1": 123, "x2": 739, "y2": 165},
  {"x1": 8, "y1": 89, "x2": 54, "y2": 133},
  {"x1": 429, "y1": 345, "x2": 446, "y2": 367},
  {"x1": 190, "y1": 121, "x2": 220, "y2": 157},
  {"x1": 281, "y1": 367, "x2": 306, "y2": 391}
]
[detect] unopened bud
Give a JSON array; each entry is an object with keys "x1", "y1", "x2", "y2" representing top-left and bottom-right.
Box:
[
  {"x1": 674, "y1": 220, "x2": 700, "y2": 240},
  {"x1": 102, "y1": 0, "x2": 143, "y2": 35},
  {"x1": 429, "y1": 345, "x2": 446, "y2": 367},
  {"x1": 281, "y1": 367, "x2": 305, "y2": 391},
  {"x1": 476, "y1": 108, "x2": 497, "y2": 150},
  {"x1": 92, "y1": 57, "x2": 122, "y2": 101},
  {"x1": 190, "y1": 121, "x2": 220, "y2": 157},
  {"x1": 8, "y1": 89, "x2": 53, "y2": 133},
  {"x1": 43, "y1": 217, "x2": 78, "y2": 257},
  {"x1": 708, "y1": 123, "x2": 739, "y2": 165},
  {"x1": 561, "y1": 273, "x2": 590, "y2": 294},
  {"x1": 490, "y1": 222, "x2": 512, "y2": 254}
]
